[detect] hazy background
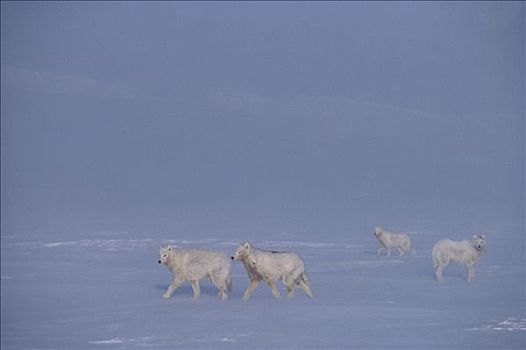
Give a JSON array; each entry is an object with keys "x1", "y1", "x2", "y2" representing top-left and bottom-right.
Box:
[
  {"x1": 1, "y1": 3, "x2": 525, "y2": 349},
  {"x1": 1, "y1": 1, "x2": 524, "y2": 240}
]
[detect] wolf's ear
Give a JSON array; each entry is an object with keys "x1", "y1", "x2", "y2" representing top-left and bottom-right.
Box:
[
  {"x1": 243, "y1": 242, "x2": 250, "y2": 249},
  {"x1": 167, "y1": 245, "x2": 173, "y2": 251},
  {"x1": 480, "y1": 234, "x2": 486, "y2": 240}
]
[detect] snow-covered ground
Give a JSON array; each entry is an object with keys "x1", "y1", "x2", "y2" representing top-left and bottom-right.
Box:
[{"x1": 1, "y1": 221, "x2": 524, "y2": 349}]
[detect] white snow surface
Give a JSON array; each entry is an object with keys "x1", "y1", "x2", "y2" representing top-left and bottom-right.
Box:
[{"x1": 1, "y1": 223, "x2": 524, "y2": 349}]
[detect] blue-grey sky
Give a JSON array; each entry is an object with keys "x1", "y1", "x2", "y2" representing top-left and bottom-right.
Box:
[{"x1": 1, "y1": 2, "x2": 524, "y2": 237}]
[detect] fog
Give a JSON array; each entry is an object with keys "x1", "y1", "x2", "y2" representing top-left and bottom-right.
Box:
[{"x1": 1, "y1": 2, "x2": 523, "y2": 239}]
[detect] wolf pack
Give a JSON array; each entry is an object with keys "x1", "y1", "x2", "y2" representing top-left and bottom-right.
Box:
[{"x1": 158, "y1": 226, "x2": 487, "y2": 300}]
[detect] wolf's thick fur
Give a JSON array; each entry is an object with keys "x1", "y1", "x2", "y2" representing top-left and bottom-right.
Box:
[
  {"x1": 232, "y1": 242, "x2": 313, "y2": 300},
  {"x1": 432, "y1": 235, "x2": 486, "y2": 282},
  {"x1": 158, "y1": 245, "x2": 232, "y2": 299},
  {"x1": 373, "y1": 226, "x2": 414, "y2": 256}
]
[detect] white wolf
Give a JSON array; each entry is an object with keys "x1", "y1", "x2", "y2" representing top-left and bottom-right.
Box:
[
  {"x1": 432, "y1": 235, "x2": 486, "y2": 282},
  {"x1": 231, "y1": 242, "x2": 313, "y2": 300},
  {"x1": 158, "y1": 245, "x2": 232, "y2": 299},
  {"x1": 373, "y1": 226, "x2": 414, "y2": 256}
]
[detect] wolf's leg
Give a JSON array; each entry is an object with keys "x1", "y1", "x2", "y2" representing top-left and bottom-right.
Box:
[
  {"x1": 163, "y1": 278, "x2": 183, "y2": 299},
  {"x1": 299, "y1": 281, "x2": 313, "y2": 298},
  {"x1": 283, "y1": 274, "x2": 295, "y2": 298},
  {"x1": 191, "y1": 280, "x2": 201, "y2": 299},
  {"x1": 435, "y1": 262, "x2": 448, "y2": 282},
  {"x1": 226, "y1": 275, "x2": 232, "y2": 296},
  {"x1": 387, "y1": 247, "x2": 392, "y2": 257},
  {"x1": 377, "y1": 246, "x2": 384, "y2": 255},
  {"x1": 398, "y1": 247, "x2": 404, "y2": 256},
  {"x1": 212, "y1": 274, "x2": 230, "y2": 300},
  {"x1": 435, "y1": 264, "x2": 445, "y2": 282},
  {"x1": 406, "y1": 242, "x2": 413, "y2": 255},
  {"x1": 267, "y1": 280, "x2": 281, "y2": 300},
  {"x1": 218, "y1": 282, "x2": 229, "y2": 300},
  {"x1": 286, "y1": 285, "x2": 295, "y2": 298},
  {"x1": 219, "y1": 282, "x2": 229, "y2": 300},
  {"x1": 242, "y1": 279, "x2": 259, "y2": 301},
  {"x1": 298, "y1": 274, "x2": 313, "y2": 298},
  {"x1": 467, "y1": 264, "x2": 475, "y2": 282},
  {"x1": 209, "y1": 274, "x2": 224, "y2": 299}
]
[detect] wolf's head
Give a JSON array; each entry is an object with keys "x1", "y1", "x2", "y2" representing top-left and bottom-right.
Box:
[
  {"x1": 471, "y1": 235, "x2": 486, "y2": 252},
  {"x1": 373, "y1": 226, "x2": 383, "y2": 238},
  {"x1": 231, "y1": 242, "x2": 252, "y2": 261},
  {"x1": 158, "y1": 245, "x2": 174, "y2": 265}
]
